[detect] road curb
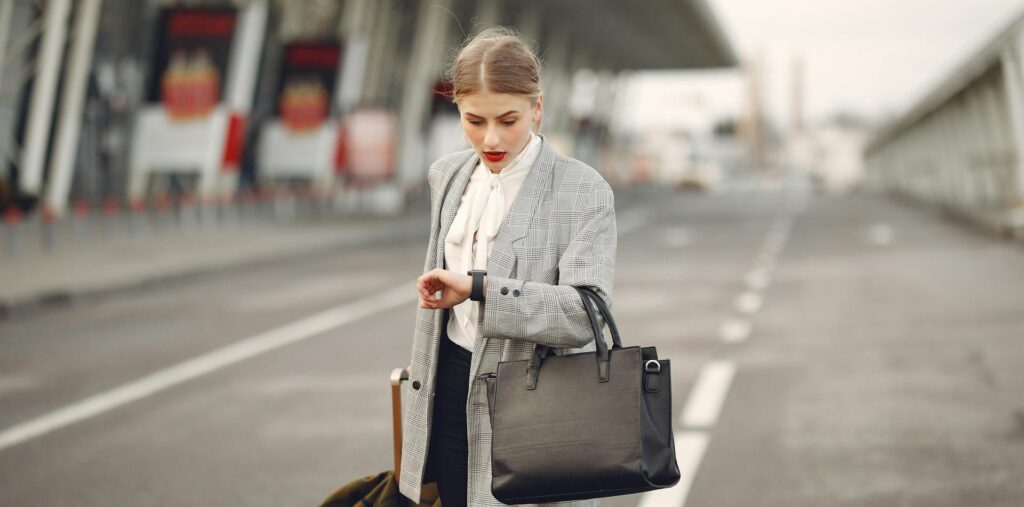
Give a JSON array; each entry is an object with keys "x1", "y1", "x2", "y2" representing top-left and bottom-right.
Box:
[{"x1": 0, "y1": 217, "x2": 426, "y2": 321}]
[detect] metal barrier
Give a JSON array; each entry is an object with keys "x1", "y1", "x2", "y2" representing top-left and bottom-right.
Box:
[{"x1": 865, "y1": 13, "x2": 1024, "y2": 235}]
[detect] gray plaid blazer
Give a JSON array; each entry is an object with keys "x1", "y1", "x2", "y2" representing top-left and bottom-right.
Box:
[{"x1": 399, "y1": 136, "x2": 616, "y2": 506}]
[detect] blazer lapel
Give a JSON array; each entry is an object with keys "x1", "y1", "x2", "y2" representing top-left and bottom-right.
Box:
[
  {"x1": 435, "y1": 153, "x2": 478, "y2": 265},
  {"x1": 487, "y1": 136, "x2": 557, "y2": 280}
]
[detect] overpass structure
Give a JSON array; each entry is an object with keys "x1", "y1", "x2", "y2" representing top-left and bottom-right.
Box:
[
  {"x1": 864, "y1": 10, "x2": 1024, "y2": 235},
  {"x1": 0, "y1": 0, "x2": 736, "y2": 216}
]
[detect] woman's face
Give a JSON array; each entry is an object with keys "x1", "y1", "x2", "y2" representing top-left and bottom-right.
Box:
[{"x1": 458, "y1": 91, "x2": 542, "y2": 173}]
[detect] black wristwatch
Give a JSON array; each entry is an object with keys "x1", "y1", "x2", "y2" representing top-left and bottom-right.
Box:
[{"x1": 467, "y1": 270, "x2": 487, "y2": 302}]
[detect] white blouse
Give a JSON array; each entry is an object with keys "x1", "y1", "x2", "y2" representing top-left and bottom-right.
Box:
[{"x1": 444, "y1": 132, "x2": 542, "y2": 351}]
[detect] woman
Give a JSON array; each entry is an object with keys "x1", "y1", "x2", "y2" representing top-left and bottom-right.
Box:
[{"x1": 400, "y1": 27, "x2": 616, "y2": 507}]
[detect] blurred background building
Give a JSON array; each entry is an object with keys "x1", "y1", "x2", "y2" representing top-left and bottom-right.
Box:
[
  {"x1": 2, "y1": 0, "x2": 1023, "y2": 250},
  {"x1": 0, "y1": 0, "x2": 737, "y2": 220}
]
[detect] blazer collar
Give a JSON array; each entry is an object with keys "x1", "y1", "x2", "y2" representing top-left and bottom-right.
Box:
[
  {"x1": 436, "y1": 135, "x2": 557, "y2": 278},
  {"x1": 497, "y1": 134, "x2": 556, "y2": 245}
]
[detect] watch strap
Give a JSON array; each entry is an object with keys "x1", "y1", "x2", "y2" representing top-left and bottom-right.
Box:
[{"x1": 468, "y1": 270, "x2": 486, "y2": 302}]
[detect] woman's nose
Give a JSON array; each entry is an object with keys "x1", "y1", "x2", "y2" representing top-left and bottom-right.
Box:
[{"x1": 484, "y1": 126, "x2": 500, "y2": 148}]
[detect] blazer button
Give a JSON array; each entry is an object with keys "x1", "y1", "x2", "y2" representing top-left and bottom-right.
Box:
[
  {"x1": 500, "y1": 287, "x2": 509, "y2": 295},
  {"x1": 512, "y1": 289, "x2": 521, "y2": 297},
  {"x1": 412, "y1": 380, "x2": 421, "y2": 390}
]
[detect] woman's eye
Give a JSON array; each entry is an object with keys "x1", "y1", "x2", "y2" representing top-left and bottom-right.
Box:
[
  {"x1": 467, "y1": 120, "x2": 482, "y2": 126},
  {"x1": 502, "y1": 120, "x2": 516, "y2": 126}
]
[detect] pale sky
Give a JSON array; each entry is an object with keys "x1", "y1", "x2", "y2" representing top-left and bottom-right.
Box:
[{"x1": 616, "y1": 0, "x2": 1024, "y2": 132}]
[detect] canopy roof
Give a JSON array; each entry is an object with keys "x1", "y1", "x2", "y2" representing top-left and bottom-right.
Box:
[{"x1": 530, "y1": 0, "x2": 737, "y2": 71}]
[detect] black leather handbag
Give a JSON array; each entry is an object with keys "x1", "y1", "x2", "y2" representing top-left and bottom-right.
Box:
[{"x1": 482, "y1": 286, "x2": 680, "y2": 504}]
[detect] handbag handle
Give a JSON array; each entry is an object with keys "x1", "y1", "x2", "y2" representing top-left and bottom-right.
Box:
[
  {"x1": 576, "y1": 286, "x2": 622, "y2": 349},
  {"x1": 526, "y1": 286, "x2": 620, "y2": 388}
]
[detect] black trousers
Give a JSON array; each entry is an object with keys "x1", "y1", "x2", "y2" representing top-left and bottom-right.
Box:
[{"x1": 424, "y1": 310, "x2": 472, "y2": 507}]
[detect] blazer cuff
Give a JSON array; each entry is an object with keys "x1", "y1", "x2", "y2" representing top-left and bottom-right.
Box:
[{"x1": 481, "y1": 276, "x2": 526, "y2": 337}]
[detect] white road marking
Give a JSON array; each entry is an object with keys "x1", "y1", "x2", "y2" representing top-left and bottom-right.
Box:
[
  {"x1": 733, "y1": 291, "x2": 763, "y2": 314},
  {"x1": 617, "y1": 208, "x2": 649, "y2": 236},
  {"x1": 868, "y1": 223, "x2": 895, "y2": 245},
  {"x1": 718, "y1": 318, "x2": 752, "y2": 343},
  {"x1": 640, "y1": 200, "x2": 796, "y2": 505},
  {"x1": 637, "y1": 431, "x2": 709, "y2": 507},
  {"x1": 744, "y1": 269, "x2": 770, "y2": 291},
  {"x1": 663, "y1": 227, "x2": 691, "y2": 248},
  {"x1": 681, "y1": 360, "x2": 737, "y2": 429},
  {"x1": 0, "y1": 281, "x2": 417, "y2": 452}
]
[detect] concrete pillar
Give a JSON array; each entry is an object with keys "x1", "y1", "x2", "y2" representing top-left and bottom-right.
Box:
[
  {"x1": 592, "y1": 70, "x2": 618, "y2": 125},
  {"x1": 336, "y1": 0, "x2": 372, "y2": 113},
  {"x1": 211, "y1": 0, "x2": 266, "y2": 198},
  {"x1": 1000, "y1": 35, "x2": 1024, "y2": 208},
  {"x1": 44, "y1": 0, "x2": 103, "y2": 217},
  {"x1": 936, "y1": 108, "x2": 960, "y2": 207},
  {"x1": 375, "y1": 0, "x2": 404, "y2": 105},
  {"x1": 947, "y1": 104, "x2": 968, "y2": 206},
  {"x1": 362, "y1": 0, "x2": 393, "y2": 105},
  {"x1": 930, "y1": 119, "x2": 945, "y2": 201},
  {"x1": 396, "y1": 0, "x2": 451, "y2": 189},
  {"x1": 359, "y1": 0, "x2": 384, "y2": 103},
  {"x1": 225, "y1": 0, "x2": 266, "y2": 112},
  {"x1": 912, "y1": 129, "x2": 926, "y2": 200},
  {"x1": 0, "y1": 0, "x2": 14, "y2": 73},
  {"x1": 18, "y1": 0, "x2": 70, "y2": 196},
  {"x1": 965, "y1": 86, "x2": 987, "y2": 207},
  {"x1": 514, "y1": 0, "x2": 542, "y2": 45},
  {"x1": 472, "y1": 0, "x2": 502, "y2": 33},
  {"x1": 540, "y1": 31, "x2": 571, "y2": 135},
  {"x1": 978, "y1": 79, "x2": 1007, "y2": 206}
]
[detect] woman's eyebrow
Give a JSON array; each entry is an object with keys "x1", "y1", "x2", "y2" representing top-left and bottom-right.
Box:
[{"x1": 463, "y1": 110, "x2": 520, "y2": 119}]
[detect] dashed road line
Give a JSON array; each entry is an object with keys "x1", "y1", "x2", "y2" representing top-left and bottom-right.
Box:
[
  {"x1": 868, "y1": 223, "x2": 895, "y2": 245},
  {"x1": 618, "y1": 208, "x2": 650, "y2": 236},
  {"x1": 718, "y1": 318, "x2": 752, "y2": 343},
  {"x1": 644, "y1": 200, "x2": 803, "y2": 506},
  {"x1": 681, "y1": 360, "x2": 737, "y2": 429},
  {"x1": 733, "y1": 291, "x2": 763, "y2": 314},
  {"x1": 662, "y1": 227, "x2": 691, "y2": 248},
  {"x1": 744, "y1": 268, "x2": 770, "y2": 291}
]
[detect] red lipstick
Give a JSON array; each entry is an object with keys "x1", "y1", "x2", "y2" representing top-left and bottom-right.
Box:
[{"x1": 484, "y1": 151, "x2": 506, "y2": 162}]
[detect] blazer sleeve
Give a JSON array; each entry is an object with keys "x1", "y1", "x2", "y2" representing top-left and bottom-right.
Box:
[{"x1": 481, "y1": 179, "x2": 616, "y2": 349}]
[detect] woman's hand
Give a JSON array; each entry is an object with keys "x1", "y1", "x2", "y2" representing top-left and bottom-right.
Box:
[{"x1": 417, "y1": 268, "x2": 473, "y2": 309}]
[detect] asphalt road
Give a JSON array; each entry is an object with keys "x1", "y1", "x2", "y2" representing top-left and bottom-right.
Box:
[{"x1": 2, "y1": 181, "x2": 1023, "y2": 506}]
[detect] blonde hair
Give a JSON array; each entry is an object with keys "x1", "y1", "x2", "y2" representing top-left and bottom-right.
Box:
[{"x1": 448, "y1": 26, "x2": 543, "y2": 132}]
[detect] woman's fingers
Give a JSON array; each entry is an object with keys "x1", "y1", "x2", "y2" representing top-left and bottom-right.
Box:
[
  {"x1": 416, "y1": 273, "x2": 435, "y2": 299},
  {"x1": 418, "y1": 295, "x2": 436, "y2": 309},
  {"x1": 417, "y1": 268, "x2": 468, "y2": 309},
  {"x1": 417, "y1": 268, "x2": 448, "y2": 300},
  {"x1": 417, "y1": 279, "x2": 432, "y2": 299}
]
